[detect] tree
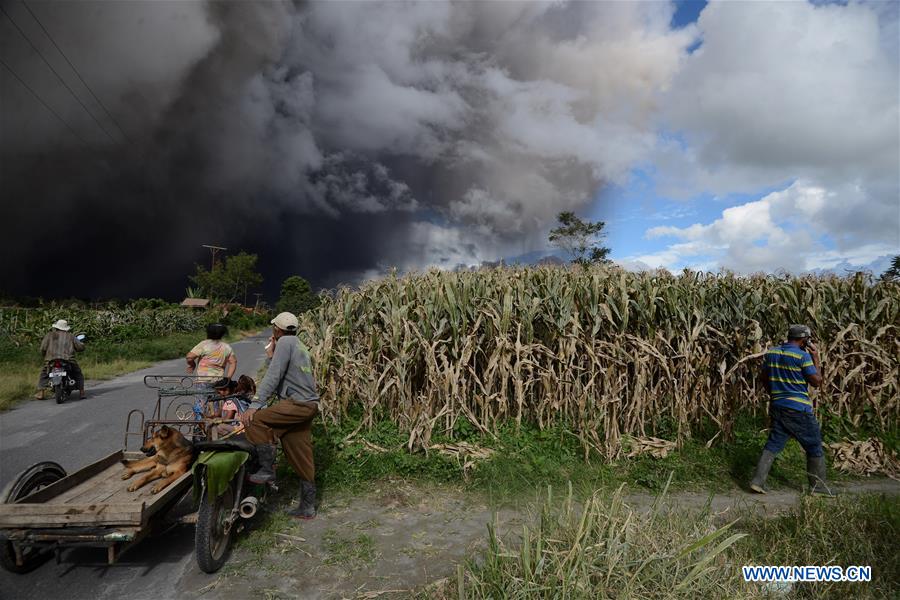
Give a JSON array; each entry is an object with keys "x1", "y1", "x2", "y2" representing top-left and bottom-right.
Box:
[
  {"x1": 190, "y1": 251, "x2": 263, "y2": 304},
  {"x1": 881, "y1": 255, "x2": 900, "y2": 282},
  {"x1": 548, "y1": 211, "x2": 611, "y2": 266},
  {"x1": 276, "y1": 276, "x2": 320, "y2": 315}
]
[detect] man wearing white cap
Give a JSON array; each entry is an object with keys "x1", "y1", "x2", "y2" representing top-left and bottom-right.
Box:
[
  {"x1": 240, "y1": 311, "x2": 320, "y2": 519},
  {"x1": 35, "y1": 319, "x2": 85, "y2": 400}
]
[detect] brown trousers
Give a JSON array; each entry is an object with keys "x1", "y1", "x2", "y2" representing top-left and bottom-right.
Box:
[{"x1": 245, "y1": 399, "x2": 318, "y2": 482}]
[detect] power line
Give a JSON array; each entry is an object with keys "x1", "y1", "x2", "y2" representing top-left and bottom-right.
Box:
[
  {"x1": 0, "y1": 3, "x2": 116, "y2": 145},
  {"x1": 0, "y1": 57, "x2": 93, "y2": 150},
  {"x1": 20, "y1": 0, "x2": 133, "y2": 146}
]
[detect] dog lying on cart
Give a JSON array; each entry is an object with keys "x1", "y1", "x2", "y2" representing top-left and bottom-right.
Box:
[{"x1": 0, "y1": 375, "x2": 276, "y2": 574}]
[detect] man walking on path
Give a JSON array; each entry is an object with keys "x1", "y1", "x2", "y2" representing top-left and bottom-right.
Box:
[
  {"x1": 35, "y1": 319, "x2": 85, "y2": 400},
  {"x1": 241, "y1": 311, "x2": 320, "y2": 519},
  {"x1": 750, "y1": 324, "x2": 834, "y2": 496}
]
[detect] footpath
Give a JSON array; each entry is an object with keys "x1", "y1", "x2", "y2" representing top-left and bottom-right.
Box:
[{"x1": 179, "y1": 477, "x2": 900, "y2": 599}]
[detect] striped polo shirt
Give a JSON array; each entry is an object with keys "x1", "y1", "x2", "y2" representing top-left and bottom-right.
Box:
[{"x1": 765, "y1": 343, "x2": 818, "y2": 413}]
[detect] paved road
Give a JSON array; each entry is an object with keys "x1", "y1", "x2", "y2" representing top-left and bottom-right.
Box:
[{"x1": 0, "y1": 334, "x2": 268, "y2": 600}]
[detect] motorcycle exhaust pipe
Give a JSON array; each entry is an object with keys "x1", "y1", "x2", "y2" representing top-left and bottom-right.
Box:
[{"x1": 239, "y1": 496, "x2": 259, "y2": 519}]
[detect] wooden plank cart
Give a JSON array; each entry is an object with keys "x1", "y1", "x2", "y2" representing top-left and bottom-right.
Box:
[{"x1": 0, "y1": 375, "x2": 238, "y2": 573}]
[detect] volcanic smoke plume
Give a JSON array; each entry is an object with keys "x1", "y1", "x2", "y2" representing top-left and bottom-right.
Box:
[{"x1": 0, "y1": 0, "x2": 692, "y2": 298}]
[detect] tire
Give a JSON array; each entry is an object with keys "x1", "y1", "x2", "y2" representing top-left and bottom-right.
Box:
[
  {"x1": 0, "y1": 462, "x2": 67, "y2": 574},
  {"x1": 54, "y1": 385, "x2": 64, "y2": 404},
  {"x1": 194, "y1": 478, "x2": 236, "y2": 573}
]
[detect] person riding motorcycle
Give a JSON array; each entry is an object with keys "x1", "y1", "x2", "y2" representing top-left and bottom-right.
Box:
[{"x1": 35, "y1": 319, "x2": 85, "y2": 400}]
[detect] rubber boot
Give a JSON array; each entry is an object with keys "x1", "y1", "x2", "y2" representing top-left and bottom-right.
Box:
[
  {"x1": 287, "y1": 480, "x2": 317, "y2": 519},
  {"x1": 248, "y1": 444, "x2": 277, "y2": 484},
  {"x1": 807, "y1": 455, "x2": 835, "y2": 496},
  {"x1": 749, "y1": 449, "x2": 777, "y2": 494}
]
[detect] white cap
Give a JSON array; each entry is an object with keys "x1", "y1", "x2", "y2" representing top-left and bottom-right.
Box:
[
  {"x1": 270, "y1": 312, "x2": 299, "y2": 331},
  {"x1": 52, "y1": 319, "x2": 71, "y2": 331}
]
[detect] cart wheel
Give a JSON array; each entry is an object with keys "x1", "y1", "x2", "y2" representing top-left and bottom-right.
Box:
[
  {"x1": 0, "y1": 461, "x2": 67, "y2": 574},
  {"x1": 195, "y1": 477, "x2": 236, "y2": 573}
]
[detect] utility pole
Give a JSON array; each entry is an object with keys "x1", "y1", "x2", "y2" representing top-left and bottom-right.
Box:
[
  {"x1": 254, "y1": 293, "x2": 263, "y2": 312},
  {"x1": 201, "y1": 245, "x2": 227, "y2": 270}
]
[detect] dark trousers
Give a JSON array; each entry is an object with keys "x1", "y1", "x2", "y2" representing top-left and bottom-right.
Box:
[
  {"x1": 245, "y1": 399, "x2": 318, "y2": 481},
  {"x1": 764, "y1": 405, "x2": 824, "y2": 458},
  {"x1": 37, "y1": 360, "x2": 84, "y2": 392}
]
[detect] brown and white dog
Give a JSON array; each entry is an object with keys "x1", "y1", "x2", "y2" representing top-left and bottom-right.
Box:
[{"x1": 121, "y1": 425, "x2": 194, "y2": 494}]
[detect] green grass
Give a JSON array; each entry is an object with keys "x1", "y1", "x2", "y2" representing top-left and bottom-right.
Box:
[
  {"x1": 743, "y1": 493, "x2": 899, "y2": 598},
  {"x1": 443, "y1": 486, "x2": 899, "y2": 600},
  {"x1": 303, "y1": 409, "x2": 892, "y2": 504},
  {"x1": 0, "y1": 329, "x2": 250, "y2": 411},
  {"x1": 322, "y1": 529, "x2": 378, "y2": 567}
]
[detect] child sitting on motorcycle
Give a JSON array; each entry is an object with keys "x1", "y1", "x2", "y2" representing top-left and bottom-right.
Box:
[{"x1": 213, "y1": 375, "x2": 256, "y2": 437}]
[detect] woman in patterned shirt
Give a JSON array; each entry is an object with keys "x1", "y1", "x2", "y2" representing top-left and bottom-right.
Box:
[{"x1": 186, "y1": 323, "x2": 237, "y2": 381}]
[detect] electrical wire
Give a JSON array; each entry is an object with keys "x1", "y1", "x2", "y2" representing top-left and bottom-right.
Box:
[
  {"x1": 0, "y1": 57, "x2": 93, "y2": 150},
  {"x1": 20, "y1": 0, "x2": 133, "y2": 145},
  {"x1": 0, "y1": 3, "x2": 116, "y2": 145}
]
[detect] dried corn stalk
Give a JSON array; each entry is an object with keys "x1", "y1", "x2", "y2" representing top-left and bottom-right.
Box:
[
  {"x1": 298, "y1": 267, "x2": 898, "y2": 458},
  {"x1": 429, "y1": 442, "x2": 495, "y2": 476},
  {"x1": 828, "y1": 439, "x2": 900, "y2": 480},
  {"x1": 625, "y1": 436, "x2": 677, "y2": 459}
]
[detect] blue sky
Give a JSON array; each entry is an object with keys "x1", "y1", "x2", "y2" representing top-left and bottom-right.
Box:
[{"x1": 671, "y1": 0, "x2": 707, "y2": 29}]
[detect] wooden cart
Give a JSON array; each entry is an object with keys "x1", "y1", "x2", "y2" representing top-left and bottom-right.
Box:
[
  {"x1": 0, "y1": 451, "x2": 192, "y2": 572},
  {"x1": 0, "y1": 375, "x2": 259, "y2": 574}
]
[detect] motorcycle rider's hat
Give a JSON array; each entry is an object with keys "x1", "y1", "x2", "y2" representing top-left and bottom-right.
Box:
[{"x1": 52, "y1": 319, "x2": 71, "y2": 331}]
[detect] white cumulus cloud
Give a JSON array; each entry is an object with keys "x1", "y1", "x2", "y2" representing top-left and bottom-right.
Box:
[{"x1": 638, "y1": 180, "x2": 898, "y2": 273}]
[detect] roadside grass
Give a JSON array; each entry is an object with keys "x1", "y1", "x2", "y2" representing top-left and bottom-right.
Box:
[
  {"x1": 0, "y1": 329, "x2": 253, "y2": 411},
  {"x1": 743, "y1": 493, "x2": 899, "y2": 599},
  {"x1": 307, "y1": 409, "x2": 892, "y2": 504},
  {"x1": 0, "y1": 367, "x2": 33, "y2": 412},
  {"x1": 440, "y1": 486, "x2": 899, "y2": 600}
]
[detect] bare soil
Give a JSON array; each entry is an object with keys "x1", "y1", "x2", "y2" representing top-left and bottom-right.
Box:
[{"x1": 176, "y1": 478, "x2": 899, "y2": 600}]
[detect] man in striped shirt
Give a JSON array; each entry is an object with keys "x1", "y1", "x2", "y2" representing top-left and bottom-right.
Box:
[{"x1": 749, "y1": 324, "x2": 834, "y2": 496}]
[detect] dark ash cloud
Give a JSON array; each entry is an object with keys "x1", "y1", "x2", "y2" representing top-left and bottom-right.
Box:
[{"x1": 1, "y1": 0, "x2": 690, "y2": 299}]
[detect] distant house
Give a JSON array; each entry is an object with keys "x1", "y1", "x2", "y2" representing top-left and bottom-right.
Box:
[{"x1": 181, "y1": 298, "x2": 210, "y2": 308}]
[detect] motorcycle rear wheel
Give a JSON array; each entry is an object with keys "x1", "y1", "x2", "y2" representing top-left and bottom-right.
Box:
[{"x1": 54, "y1": 385, "x2": 64, "y2": 404}]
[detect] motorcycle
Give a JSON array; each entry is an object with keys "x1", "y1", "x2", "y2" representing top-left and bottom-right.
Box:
[
  {"x1": 47, "y1": 333, "x2": 86, "y2": 405},
  {"x1": 192, "y1": 437, "x2": 276, "y2": 573}
]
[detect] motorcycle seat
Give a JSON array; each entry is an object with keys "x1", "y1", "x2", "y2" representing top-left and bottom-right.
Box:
[{"x1": 194, "y1": 439, "x2": 257, "y2": 457}]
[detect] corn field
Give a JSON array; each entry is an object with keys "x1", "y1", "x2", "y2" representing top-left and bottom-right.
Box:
[
  {"x1": 300, "y1": 267, "x2": 899, "y2": 458},
  {"x1": 0, "y1": 306, "x2": 205, "y2": 345}
]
